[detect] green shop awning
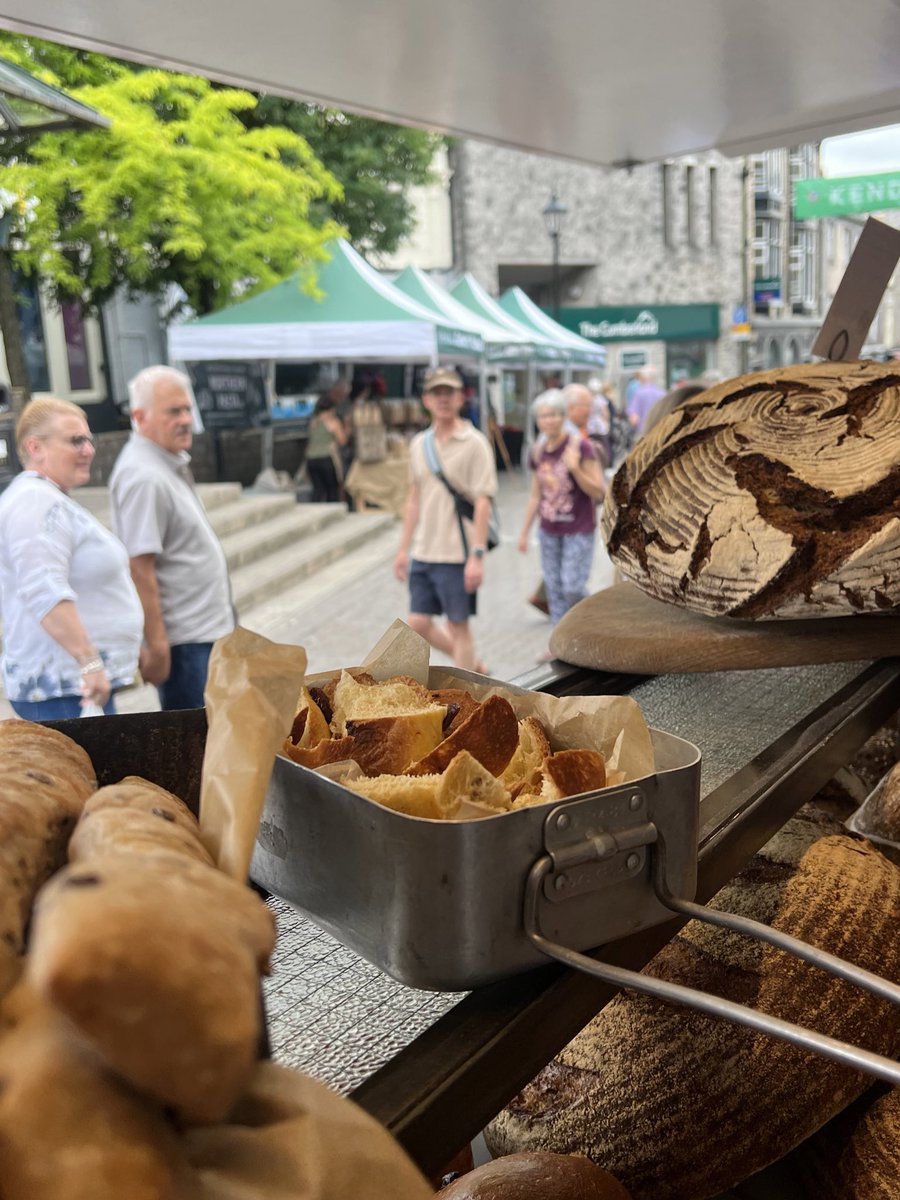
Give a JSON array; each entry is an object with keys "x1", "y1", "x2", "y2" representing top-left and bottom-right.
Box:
[
  {"x1": 169, "y1": 238, "x2": 482, "y2": 364},
  {"x1": 555, "y1": 303, "x2": 721, "y2": 343},
  {"x1": 451, "y1": 274, "x2": 567, "y2": 365},
  {"x1": 499, "y1": 287, "x2": 607, "y2": 369},
  {"x1": 393, "y1": 266, "x2": 536, "y2": 366},
  {"x1": 0, "y1": 56, "x2": 110, "y2": 134}
]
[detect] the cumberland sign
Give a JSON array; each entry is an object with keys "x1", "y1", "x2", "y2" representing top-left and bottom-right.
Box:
[
  {"x1": 554, "y1": 303, "x2": 720, "y2": 344},
  {"x1": 579, "y1": 309, "x2": 659, "y2": 339}
]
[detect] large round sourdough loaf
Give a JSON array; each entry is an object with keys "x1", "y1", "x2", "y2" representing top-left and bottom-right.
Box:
[
  {"x1": 484, "y1": 808, "x2": 900, "y2": 1200},
  {"x1": 602, "y1": 361, "x2": 900, "y2": 619}
]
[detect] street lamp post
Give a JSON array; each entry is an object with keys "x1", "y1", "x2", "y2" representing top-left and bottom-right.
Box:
[{"x1": 542, "y1": 193, "x2": 568, "y2": 320}]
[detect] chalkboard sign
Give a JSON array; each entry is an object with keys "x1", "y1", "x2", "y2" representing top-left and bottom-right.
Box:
[{"x1": 186, "y1": 360, "x2": 269, "y2": 429}]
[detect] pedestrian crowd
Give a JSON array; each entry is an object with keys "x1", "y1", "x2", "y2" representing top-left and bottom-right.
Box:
[{"x1": 0, "y1": 361, "x2": 725, "y2": 719}]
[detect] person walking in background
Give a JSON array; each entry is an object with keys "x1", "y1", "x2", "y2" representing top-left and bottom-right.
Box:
[
  {"x1": 586, "y1": 376, "x2": 611, "y2": 468},
  {"x1": 604, "y1": 380, "x2": 634, "y2": 469},
  {"x1": 0, "y1": 398, "x2": 143, "y2": 718},
  {"x1": 305, "y1": 393, "x2": 348, "y2": 503},
  {"x1": 626, "y1": 366, "x2": 666, "y2": 433},
  {"x1": 393, "y1": 366, "x2": 497, "y2": 673},
  {"x1": 518, "y1": 389, "x2": 605, "y2": 654},
  {"x1": 109, "y1": 366, "x2": 235, "y2": 711}
]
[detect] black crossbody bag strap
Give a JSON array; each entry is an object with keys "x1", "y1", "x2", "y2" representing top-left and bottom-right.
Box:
[{"x1": 423, "y1": 429, "x2": 469, "y2": 558}]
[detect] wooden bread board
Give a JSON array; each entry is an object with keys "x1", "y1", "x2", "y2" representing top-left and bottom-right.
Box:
[{"x1": 549, "y1": 582, "x2": 900, "y2": 674}]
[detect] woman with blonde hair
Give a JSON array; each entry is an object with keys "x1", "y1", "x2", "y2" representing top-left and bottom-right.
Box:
[{"x1": 0, "y1": 397, "x2": 143, "y2": 718}]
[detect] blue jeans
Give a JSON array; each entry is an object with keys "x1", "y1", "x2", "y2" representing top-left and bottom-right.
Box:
[
  {"x1": 11, "y1": 694, "x2": 117, "y2": 720},
  {"x1": 539, "y1": 529, "x2": 595, "y2": 626},
  {"x1": 158, "y1": 642, "x2": 213, "y2": 711}
]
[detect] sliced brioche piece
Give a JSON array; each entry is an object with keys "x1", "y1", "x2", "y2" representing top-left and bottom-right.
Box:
[
  {"x1": 345, "y1": 709, "x2": 446, "y2": 776},
  {"x1": 442, "y1": 750, "x2": 511, "y2": 813},
  {"x1": 431, "y1": 687, "x2": 481, "y2": 734},
  {"x1": 282, "y1": 735, "x2": 355, "y2": 770},
  {"x1": 347, "y1": 772, "x2": 447, "y2": 819},
  {"x1": 316, "y1": 668, "x2": 376, "y2": 714},
  {"x1": 331, "y1": 670, "x2": 439, "y2": 735},
  {"x1": 541, "y1": 749, "x2": 607, "y2": 801},
  {"x1": 0, "y1": 984, "x2": 188, "y2": 1200},
  {"x1": 28, "y1": 850, "x2": 276, "y2": 1124},
  {"x1": 406, "y1": 695, "x2": 519, "y2": 778},
  {"x1": 501, "y1": 717, "x2": 552, "y2": 793},
  {"x1": 286, "y1": 686, "x2": 331, "y2": 750}
]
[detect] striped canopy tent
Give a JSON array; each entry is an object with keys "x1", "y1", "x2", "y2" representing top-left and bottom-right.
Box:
[
  {"x1": 450, "y1": 273, "x2": 567, "y2": 366},
  {"x1": 169, "y1": 238, "x2": 483, "y2": 365},
  {"x1": 499, "y1": 286, "x2": 607, "y2": 370},
  {"x1": 392, "y1": 265, "x2": 535, "y2": 368}
]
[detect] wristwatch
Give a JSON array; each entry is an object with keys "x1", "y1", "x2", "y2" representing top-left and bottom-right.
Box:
[{"x1": 472, "y1": 546, "x2": 486, "y2": 559}]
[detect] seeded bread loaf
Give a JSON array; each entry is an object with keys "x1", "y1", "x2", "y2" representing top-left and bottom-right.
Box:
[
  {"x1": 602, "y1": 361, "x2": 900, "y2": 619},
  {"x1": 485, "y1": 810, "x2": 900, "y2": 1199},
  {"x1": 808, "y1": 1085, "x2": 900, "y2": 1199}
]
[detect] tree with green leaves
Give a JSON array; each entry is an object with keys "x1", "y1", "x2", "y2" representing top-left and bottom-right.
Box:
[
  {"x1": 247, "y1": 99, "x2": 444, "y2": 257},
  {"x1": 0, "y1": 33, "x2": 344, "y2": 397}
]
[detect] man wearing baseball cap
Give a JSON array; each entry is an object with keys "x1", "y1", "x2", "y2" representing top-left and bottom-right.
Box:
[{"x1": 393, "y1": 367, "x2": 497, "y2": 673}]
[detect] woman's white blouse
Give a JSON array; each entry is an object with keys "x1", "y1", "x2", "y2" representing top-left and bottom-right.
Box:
[{"x1": 0, "y1": 472, "x2": 144, "y2": 703}]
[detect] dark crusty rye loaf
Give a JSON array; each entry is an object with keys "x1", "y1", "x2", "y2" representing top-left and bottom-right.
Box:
[
  {"x1": 439, "y1": 1151, "x2": 632, "y2": 1198},
  {"x1": 794, "y1": 1083, "x2": 900, "y2": 1200},
  {"x1": 856, "y1": 760, "x2": 900, "y2": 841},
  {"x1": 484, "y1": 809, "x2": 900, "y2": 1200},
  {"x1": 601, "y1": 361, "x2": 900, "y2": 619}
]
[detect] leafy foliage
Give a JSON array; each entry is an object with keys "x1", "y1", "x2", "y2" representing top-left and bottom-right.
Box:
[
  {"x1": 0, "y1": 34, "x2": 345, "y2": 314},
  {"x1": 249, "y1": 99, "x2": 443, "y2": 256}
]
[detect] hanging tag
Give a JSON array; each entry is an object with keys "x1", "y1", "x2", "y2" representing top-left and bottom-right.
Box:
[{"x1": 811, "y1": 216, "x2": 900, "y2": 362}]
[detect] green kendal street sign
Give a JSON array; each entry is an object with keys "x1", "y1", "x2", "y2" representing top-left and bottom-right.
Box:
[{"x1": 794, "y1": 172, "x2": 900, "y2": 220}]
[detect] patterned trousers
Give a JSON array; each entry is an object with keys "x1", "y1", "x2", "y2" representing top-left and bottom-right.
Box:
[{"x1": 539, "y1": 529, "x2": 596, "y2": 626}]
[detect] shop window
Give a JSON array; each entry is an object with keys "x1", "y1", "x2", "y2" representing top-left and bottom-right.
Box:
[
  {"x1": 766, "y1": 339, "x2": 782, "y2": 369},
  {"x1": 14, "y1": 276, "x2": 50, "y2": 393},
  {"x1": 61, "y1": 301, "x2": 92, "y2": 391}
]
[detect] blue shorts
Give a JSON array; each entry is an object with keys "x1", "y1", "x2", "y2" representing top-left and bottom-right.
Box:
[{"x1": 409, "y1": 560, "x2": 476, "y2": 623}]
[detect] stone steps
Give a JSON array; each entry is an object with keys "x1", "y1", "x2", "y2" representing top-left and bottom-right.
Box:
[
  {"x1": 220, "y1": 504, "x2": 349, "y2": 572},
  {"x1": 231, "y1": 510, "x2": 395, "y2": 614}
]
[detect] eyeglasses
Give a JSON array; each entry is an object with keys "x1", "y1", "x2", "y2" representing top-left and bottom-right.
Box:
[{"x1": 61, "y1": 434, "x2": 96, "y2": 449}]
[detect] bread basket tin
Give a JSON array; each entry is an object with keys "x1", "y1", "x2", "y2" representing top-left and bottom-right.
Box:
[
  {"x1": 250, "y1": 668, "x2": 900, "y2": 1087},
  {"x1": 252, "y1": 719, "x2": 700, "y2": 991}
]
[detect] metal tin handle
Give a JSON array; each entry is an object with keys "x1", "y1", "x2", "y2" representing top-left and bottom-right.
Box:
[{"x1": 523, "y1": 854, "x2": 900, "y2": 1087}]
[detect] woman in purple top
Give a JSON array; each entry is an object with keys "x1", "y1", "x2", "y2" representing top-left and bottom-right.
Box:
[{"x1": 518, "y1": 391, "x2": 606, "y2": 629}]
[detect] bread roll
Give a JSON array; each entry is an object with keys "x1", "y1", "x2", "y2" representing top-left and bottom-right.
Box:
[
  {"x1": 27, "y1": 851, "x2": 276, "y2": 1124},
  {"x1": 440, "y1": 1152, "x2": 632, "y2": 1199},
  {"x1": 68, "y1": 805, "x2": 216, "y2": 867},
  {"x1": 485, "y1": 812, "x2": 900, "y2": 1199},
  {"x1": 812, "y1": 1085, "x2": 900, "y2": 1199},
  {"x1": 0, "y1": 758, "x2": 93, "y2": 996},
  {"x1": 0, "y1": 985, "x2": 187, "y2": 1200},
  {"x1": 602, "y1": 361, "x2": 900, "y2": 618},
  {"x1": 0, "y1": 719, "x2": 96, "y2": 797},
  {"x1": 405, "y1": 695, "x2": 519, "y2": 777}
]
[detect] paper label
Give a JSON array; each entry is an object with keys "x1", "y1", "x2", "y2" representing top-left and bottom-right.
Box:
[{"x1": 812, "y1": 216, "x2": 900, "y2": 361}]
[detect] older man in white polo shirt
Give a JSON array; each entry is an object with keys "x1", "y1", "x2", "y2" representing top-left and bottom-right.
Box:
[{"x1": 109, "y1": 365, "x2": 234, "y2": 709}]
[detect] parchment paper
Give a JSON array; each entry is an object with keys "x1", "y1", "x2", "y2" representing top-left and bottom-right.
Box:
[
  {"x1": 310, "y1": 619, "x2": 655, "y2": 788},
  {"x1": 200, "y1": 626, "x2": 307, "y2": 880}
]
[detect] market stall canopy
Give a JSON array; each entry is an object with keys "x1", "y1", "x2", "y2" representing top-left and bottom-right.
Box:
[
  {"x1": 2, "y1": 1, "x2": 899, "y2": 166},
  {"x1": 168, "y1": 239, "x2": 482, "y2": 364},
  {"x1": 451, "y1": 274, "x2": 567, "y2": 365},
  {"x1": 499, "y1": 287, "x2": 607, "y2": 370},
  {"x1": 392, "y1": 266, "x2": 536, "y2": 367},
  {"x1": 0, "y1": 54, "x2": 109, "y2": 134}
]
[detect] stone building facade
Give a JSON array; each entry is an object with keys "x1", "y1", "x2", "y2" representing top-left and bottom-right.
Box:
[{"x1": 448, "y1": 139, "x2": 749, "y2": 392}]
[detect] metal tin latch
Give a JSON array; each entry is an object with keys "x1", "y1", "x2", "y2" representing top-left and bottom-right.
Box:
[{"x1": 542, "y1": 788, "x2": 657, "y2": 902}]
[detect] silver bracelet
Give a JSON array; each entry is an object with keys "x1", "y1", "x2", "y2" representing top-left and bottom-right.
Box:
[{"x1": 78, "y1": 657, "x2": 105, "y2": 676}]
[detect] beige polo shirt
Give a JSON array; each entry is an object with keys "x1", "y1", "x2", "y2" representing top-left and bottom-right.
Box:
[{"x1": 409, "y1": 422, "x2": 497, "y2": 563}]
